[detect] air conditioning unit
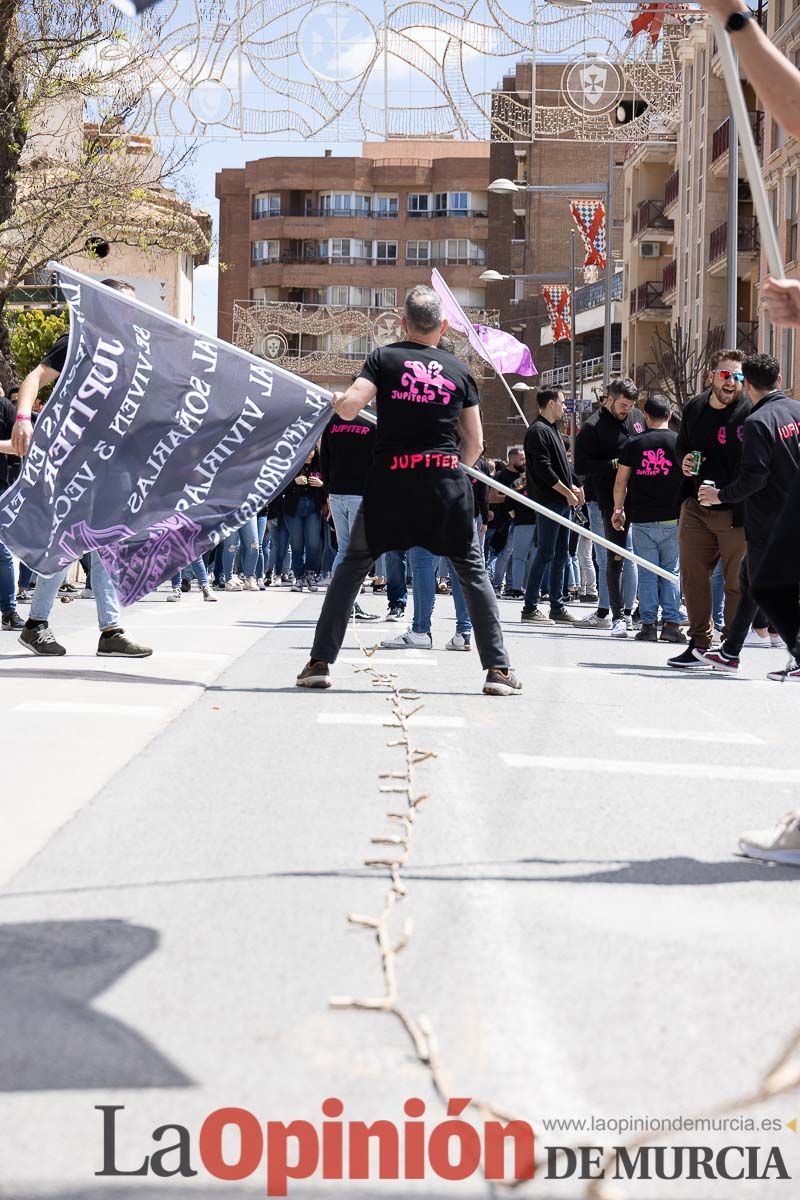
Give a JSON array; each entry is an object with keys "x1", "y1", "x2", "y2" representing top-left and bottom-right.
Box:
[{"x1": 640, "y1": 241, "x2": 661, "y2": 258}]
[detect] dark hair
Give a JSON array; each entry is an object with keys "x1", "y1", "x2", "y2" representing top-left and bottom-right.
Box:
[
  {"x1": 607, "y1": 377, "x2": 639, "y2": 402},
  {"x1": 101, "y1": 277, "x2": 135, "y2": 293},
  {"x1": 742, "y1": 352, "x2": 780, "y2": 391},
  {"x1": 708, "y1": 347, "x2": 743, "y2": 371},
  {"x1": 536, "y1": 387, "x2": 562, "y2": 409},
  {"x1": 644, "y1": 393, "x2": 671, "y2": 421}
]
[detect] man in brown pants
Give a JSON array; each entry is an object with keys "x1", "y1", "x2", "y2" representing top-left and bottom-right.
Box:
[{"x1": 668, "y1": 349, "x2": 751, "y2": 668}]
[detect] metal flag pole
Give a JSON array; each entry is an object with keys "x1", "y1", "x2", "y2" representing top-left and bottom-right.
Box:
[
  {"x1": 710, "y1": 16, "x2": 784, "y2": 279},
  {"x1": 357, "y1": 409, "x2": 675, "y2": 582},
  {"x1": 499, "y1": 372, "x2": 529, "y2": 424}
]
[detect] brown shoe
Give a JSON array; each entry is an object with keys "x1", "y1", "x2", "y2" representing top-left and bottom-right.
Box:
[
  {"x1": 483, "y1": 668, "x2": 523, "y2": 696},
  {"x1": 550, "y1": 608, "x2": 577, "y2": 624},
  {"x1": 296, "y1": 659, "x2": 331, "y2": 688},
  {"x1": 635, "y1": 623, "x2": 658, "y2": 642},
  {"x1": 660, "y1": 621, "x2": 688, "y2": 644}
]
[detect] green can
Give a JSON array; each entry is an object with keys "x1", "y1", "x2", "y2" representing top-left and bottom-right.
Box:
[{"x1": 690, "y1": 450, "x2": 703, "y2": 475}]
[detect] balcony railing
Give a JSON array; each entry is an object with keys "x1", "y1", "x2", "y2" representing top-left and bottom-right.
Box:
[
  {"x1": 252, "y1": 206, "x2": 489, "y2": 220},
  {"x1": 709, "y1": 216, "x2": 760, "y2": 264},
  {"x1": 540, "y1": 352, "x2": 621, "y2": 389},
  {"x1": 662, "y1": 259, "x2": 677, "y2": 294},
  {"x1": 254, "y1": 252, "x2": 400, "y2": 267},
  {"x1": 630, "y1": 281, "x2": 667, "y2": 314},
  {"x1": 708, "y1": 320, "x2": 760, "y2": 355},
  {"x1": 631, "y1": 200, "x2": 674, "y2": 237},
  {"x1": 711, "y1": 112, "x2": 764, "y2": 165},
  {"x1": 664, "y1": 170, "x2": 679, "y2": 209},
  {"x1": 573, "y1": 271, "x2": 624, "y2": 314}
]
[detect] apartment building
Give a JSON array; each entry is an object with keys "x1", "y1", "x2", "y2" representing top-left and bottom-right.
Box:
[
  {"x1": 622, "y1": 18, "x2": 762, "y2": 400},
  {"x1": 215, "y1": 142, "x2": 490, "y2": 385}
]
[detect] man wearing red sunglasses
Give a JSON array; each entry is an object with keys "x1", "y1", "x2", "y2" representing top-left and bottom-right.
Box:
[{"x1": 668, "y1": 349, "x2": 751, "y2": 668}]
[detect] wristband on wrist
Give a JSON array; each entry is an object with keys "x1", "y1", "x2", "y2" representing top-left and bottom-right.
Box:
[
  {"x1": 726, "y1": 9, "x2": 754, "y2": 33},
  {"x1": 613, "y1": 507, "x2": 624, "y2": 514},
  {"x1": 15, "y1": 413, "x2": 31, "y2": 422}
]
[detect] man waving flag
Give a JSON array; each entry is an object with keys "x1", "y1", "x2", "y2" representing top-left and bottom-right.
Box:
[{"x1": 1, "y1": 265, "x2": 331, "y2": 605}]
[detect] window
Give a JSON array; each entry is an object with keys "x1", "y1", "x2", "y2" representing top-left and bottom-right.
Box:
[
  {"x1": 373, "y1": 287, "x2": 397, "y2": 306},
  {"x1": 433, "y1": 192, "x2": 448, "y2": 214},
  {"x1": 327, "y1": 286, "x2": 349, "y2": 305},
  {"x1": 321, "y1": 192, "x2": 353, "y2": 215},
  {"x1": 431, "y1": 239, "x2": 485, "y2": 264},
  {"x1": 788, "y1": 172, "x2": 798, "y2": 261},
  {"x1": 350, "y1": 286, "x2": 371, "y2": 306},
  {"x1": 251, "y1": 239, "x2": 280, "y2": 263},
  {"x1": 253, "y1": 193, "x2": 280, "y2": 217},
  {"x1": 250, "y1": 287, "x2": 279, "y2": 303},
  {"x1": 449, "y1": 192, "x2": 469, "y2": 214},
  {"x1": 407, "y1": 193, "x2": 430, "y2": 216},
  {"x1": 328, "y1": 238, "x2": 369, "y2": 260},
  {"x1": 373, "y1": 194, "x2": 398, "y2": 215},
  {"x1": 374, "y1": 240, "x2": 398, "y2": 262},
  {"x1": 354, "y1": 194, "x2": 371, "y2": 215},
  {"x1": 783, "y1": 328, "x2": 795, "y2": 389},
  {"x1": 406, "y1": 240, "x2": 431, "y2": 262},
  {"x1": 773, "y1": 119, "x2": 784, "y2": 153}
]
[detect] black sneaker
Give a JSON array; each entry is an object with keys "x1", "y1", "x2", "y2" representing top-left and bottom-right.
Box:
[
  {"x1": 296, "y1": 659, "x2": 331, "y2": 688},
  {"x1": 635, "y1": 623, "x2": 658, "y2": 642},
  {"x1": 2, "y1": 611, "x2": 25, "y2": 631},
  {"x1": 384, "y1": 604, "x2": 405, "y2": 622},
  {"x1": 180, "y1": 578, "x2": 192, "y2": 593},
  {"x1": 353, "y1": 603, "x2": 380, "y2": 622},
  {"x1": 483, "y1": 667, "x2": 523, "y2": 696},
  {"x1": 19, "y1": 623, "x2": 66, "y2": 656},
  {"x1": 667, "y1": 645, "x2": 709, "y2": 670},
  {"x1": 96, "y1": 630, "x2": 153, "y2": 658}
]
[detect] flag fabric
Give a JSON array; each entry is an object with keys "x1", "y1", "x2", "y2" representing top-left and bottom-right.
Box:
[
  {"x1": 543, "y1": 286, "x2": 571, "y2": 342},
  {"x1": 570, "y1": 198, "x2": 607, "y2": 270},
  {"x1": 0, "y1": 265, "x2": 331, "y2": 605},
  {"x1": 431, "y1": 269, "x2": 537, "y2": 376},
  {"x1": 625, "y1": 3, "x2": 667, "y2": 44},
  {"x1": 109, "y1": 0, "x2": 166, "y2": 14}
]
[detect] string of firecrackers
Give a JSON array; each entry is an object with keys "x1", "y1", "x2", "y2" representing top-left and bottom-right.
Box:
[{"x1": 543, "y1": 286, "x2": 572, "y2": 342}]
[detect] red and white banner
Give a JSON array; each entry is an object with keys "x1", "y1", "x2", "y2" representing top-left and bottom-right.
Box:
[
  {"x1": 543, "y1": 286, "x2": 571, "y2": 342},
  {"x1": 570, "y1": 198, "x2": 607, "y2": 270}
]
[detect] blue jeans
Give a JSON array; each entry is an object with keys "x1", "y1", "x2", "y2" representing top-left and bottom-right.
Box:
[
  {"x1": 255, "y1": 515, "x2": 269, "y2": 579},
  {"x1": 524, "y1": 501, "x2": 570, "y2": 612},
  {"x1": 285, "y1": 496, "x2": 323, "y2": 579},
  {"x1": 328, "y1": 493, "x2": 363, "y2": 575},
  {"x1": 267, "y1": 518, "x2": 290, "y2": 576},
  {"x1": 386, "y1": 549, "x2": 408, "y2": 609},
  {"x1": 632, "y1": 522, "x2": 682, "y2": 625},
  {"x1": 587, "y1": 500, "x2": 637, "y2": 611},
  {"x1": 408, "y1": 546, "x2": 471, "y2": 635},
  {"x1": 510, "y1": 524, "x2": 536, "y2": 591},
  {"x1": 31, "y1": 551, "x2": 120, "y2": 629},
  {"x1": 223, "y1": 515, "x2": 259, "y2": 580},
  {"x1": 711, "y1": 558, "x2": 725, "y2": 628},
  {"x1": 490, "y1": 522, "x2": 514, "y2": 591},
  {"x1": 18, "y1": 561, "x2": 35, "y2": 589},
  {"x1": 171, "y1": 557, "x2": 209, "y2": 589},
  {"x1": 0, "y1": 539, "x2": 16, "y2": 615}
]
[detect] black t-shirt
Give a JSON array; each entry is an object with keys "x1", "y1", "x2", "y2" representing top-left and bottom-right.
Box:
[
  {"x1": 359, "y1": 341, "x2": 479, "y2": 456},
  {"x1": 319, "y1": 413, "x2": 376, "y2": 496},
  {"x1": 41, "y1": 333, "x2": 69, "y2": 374},
  {"x1": 686, "y1": 404, "x2": 745, "y2": 501},
  {"x1": 618, "y1": 428, "x2": 681, "y2": 523},
  {"x1": 0, "y1": 397, "x2": 20, "y2": 490}
]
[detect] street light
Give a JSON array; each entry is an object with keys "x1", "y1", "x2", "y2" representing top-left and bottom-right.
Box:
[
  {"x1": 487, "y1": 178, "x2": 519, "y2": 196},
  {"x1": 480, "y1": 269, "x2": 506, "y2": 282},
  {"x1": 512, "y1": 382, "x2": 533, "y2": 393}
]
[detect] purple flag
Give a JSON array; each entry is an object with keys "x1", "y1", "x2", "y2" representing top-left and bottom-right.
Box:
[{"x1": 431, "y1": 269, "x2": 537, "y2": 377}]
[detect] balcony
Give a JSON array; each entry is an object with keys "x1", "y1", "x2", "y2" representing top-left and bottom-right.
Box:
[
  {"x1": 708, "y1": 216, "x2": 760, "y2": 276},
  {"x1": 662, "y1": 259, "x2": 677, "y2": 297},
  {"x1": 540, "y1": 352, "x2": 621, "y2": 390},
  {"x1": 256, "y1": 252, "x2": 399, "y2": 267},
  {"x1": 404, "y1": 257, "x2": 486, "y2": 267},
  {"x1": 629, "y1": 281, "x2": 668, "y2": 319},
  {"x1": 708, "y1": 319, "x2": 760, "y2": 355},
  {"x1": 252, "y1": 206, "x2": 488, "y2": 220},
  {"x1": 406, "y1": 208, "x2": 488, "y2": 220},
  {"x1": 664, "y1": 170, "x2": 679, "y2": 212},
  {"x1": 631, "y1": 200, "x2": 674, "y2": 241},
  {"x1": 710, "y1": 113, "x2": 764, "y2": 176}
]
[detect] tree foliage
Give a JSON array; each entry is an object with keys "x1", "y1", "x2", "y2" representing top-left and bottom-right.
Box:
[{"x1": 7, "y1": 306, "x2": 68, "y2": 378}]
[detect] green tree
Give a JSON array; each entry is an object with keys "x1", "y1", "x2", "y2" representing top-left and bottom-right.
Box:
[{"x1": 8, "y1": 306, "x2": 68, "y2": 378}]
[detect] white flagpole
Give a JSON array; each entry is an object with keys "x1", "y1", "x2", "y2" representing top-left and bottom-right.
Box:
[
  {"x1": 710, "y1": 16, "x2": 784, "y2": 279},
  {"x1": 357, "y1": 410, "x2": 676, "y2": 583}
]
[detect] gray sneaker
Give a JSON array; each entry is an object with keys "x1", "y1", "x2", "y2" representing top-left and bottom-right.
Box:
[
  {"x1": 576, "y1": 611, "x2": 611, "y2": 629},
  {"x1": 96, "y1": 630, "x2": 153, "y2": 658},
  {"x1": 521, "y1": 607, "x2": 554, "y2": 625},
  {"x1": 19, "y1": 623, "x2": 66, "y2": 656}
]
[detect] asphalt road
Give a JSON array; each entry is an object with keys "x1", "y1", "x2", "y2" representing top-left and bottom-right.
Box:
[{"x1": 1, "y1": 583, "x2": 799, "y2": 1200}]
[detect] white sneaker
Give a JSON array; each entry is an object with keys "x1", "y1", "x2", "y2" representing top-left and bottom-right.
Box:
[
  {"x1": 738, "y1": 811, "x2": 800, "y2": 866},
  {"x1": 244, "y1": 576, "x2": 259, "y2": 592},
  {"x1": 202, "y1": 585, "x2": 217, "y2": 603},
  {"x1": 380, "y1": 627, "x2": 433, "y2": 650},
  {"x1": 625, "y1": 614, "x2": 634, "y2": 632},
  {"x1": 166, "y1": 588, "x2": 181, "y2": 603},
  {"x1": 80, "y1": 587, "x2": 94, "y2": 599},
  {"x1": 744, "y1": 628, "x2": 771, "y2": 648},
  {"x1": 445, "y1": 632, "x2": 471, "y2": 652},
  {"x1": 770, "y1": 633, "x2": 786, "y2": 649},
  {"x1": 225, "y1": 578, "x2": 244, "y2": 592},
  {"x1": 576, "y1": 612, "x2": 611, "y2": 629},
  {"x1": 611, "y1": 618, "x2": 628, "y2": 639}
]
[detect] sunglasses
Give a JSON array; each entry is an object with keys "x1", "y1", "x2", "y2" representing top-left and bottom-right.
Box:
[{"x1": 714, "y1": 370, "x2": 744, "y2": 382}]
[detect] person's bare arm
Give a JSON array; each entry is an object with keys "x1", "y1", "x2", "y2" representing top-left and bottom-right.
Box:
[
  {"x1": 457, "y1": 405, "x2": 483, "y2": 466},
  {"x1": 0, "y1": 439, "x2": 15, "y2": 455},
  {"x1": 331, "y1": 377, "x2": 377, "y2": 421},
  {"x1": 701, "y1": 1, "x2": 800, "y2": 138},
  {"x1": 12, "y1": 363, "x2": 58, "y2": 454}
]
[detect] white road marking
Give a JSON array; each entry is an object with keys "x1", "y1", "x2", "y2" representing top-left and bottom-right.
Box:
[
  {"x1": 615, "y1": 727, "x2": 764, "y2": 746},
  {"x1": 501, "y1": 754, "x2": 800, "y2": 784},
  {"x1": 318, "y1": 713, "x2": 464, "y2": 729},
  {"x1": 340, "y1": 656, "x2": 439, "y2": 667},
  {"x1": 13, "y1": 701, "x2": 169, "y2": 719}
]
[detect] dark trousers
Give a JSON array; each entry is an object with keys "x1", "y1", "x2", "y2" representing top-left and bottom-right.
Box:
[
  {"x1": 310, "y1": 509, "x2": 510, "y2": 670},
  {"x1": 724, "y1": 543, "x2": 786, "y2": 656},
  {"x1": 523, "y1": 499, "x2": 569, "y2": 612},
  {"x1": 601, "y1": 509, "x2": 631, "y2": 620}
]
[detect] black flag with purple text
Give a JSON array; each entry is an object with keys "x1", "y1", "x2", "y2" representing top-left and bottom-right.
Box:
[{"x1": 0, "y1": 266, "x2": 331, "y2": 604}]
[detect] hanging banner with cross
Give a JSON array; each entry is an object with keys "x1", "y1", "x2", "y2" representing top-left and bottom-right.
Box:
[
  {"x1": 570, "y1": 198, "x2": 607, "y2": 270},
  {"x1": 543, "y1": 286, "x2": 571, "y2": 342}
]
